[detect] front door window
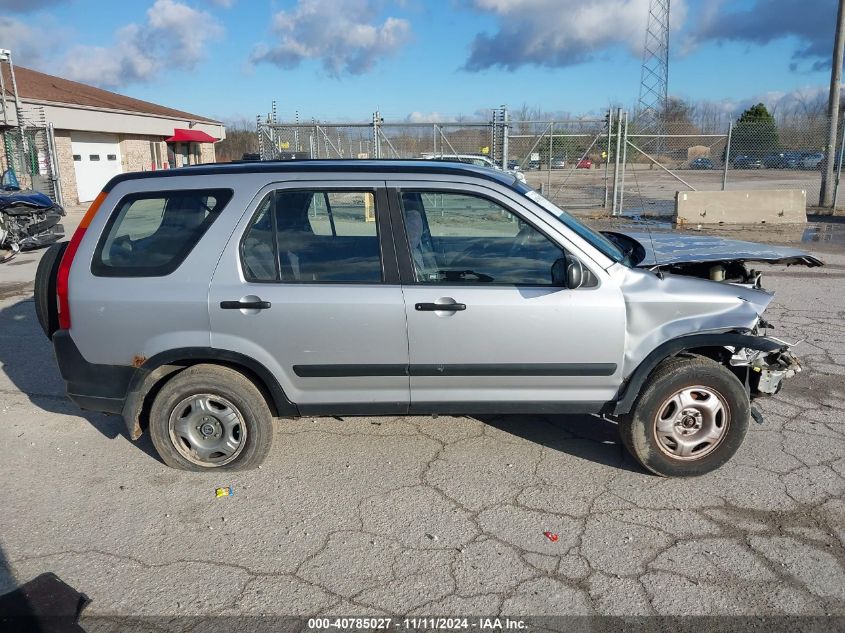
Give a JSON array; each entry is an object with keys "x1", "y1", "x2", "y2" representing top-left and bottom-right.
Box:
[{"x1": 399, "y1": 191, "x2": 592, "y2": 286}]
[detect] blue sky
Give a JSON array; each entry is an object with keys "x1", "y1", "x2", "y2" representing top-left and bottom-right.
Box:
[{"x1": 0, "y1": 0, "x2": 838, "y2": 123}]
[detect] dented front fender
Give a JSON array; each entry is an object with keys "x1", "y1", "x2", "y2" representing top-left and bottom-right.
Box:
[{"x1": 612, "y1": 265, "x2": 775, "y2": 378}]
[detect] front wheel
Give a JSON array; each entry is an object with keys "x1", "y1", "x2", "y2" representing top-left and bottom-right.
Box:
[
  {"x1": 149, "y1": 364, "x2": 273, "y2": 471},
  {"x1": 618, "y1": 355, "x2": 749, "y2": 477}
]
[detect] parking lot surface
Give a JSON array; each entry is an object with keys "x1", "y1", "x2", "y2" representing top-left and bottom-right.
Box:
[
  {"x1": 525, "y1": 166, "x2": 826, "y2": 217},
  {"x1": 1, "y1": 211, "x2": 844, "y2": 622}
]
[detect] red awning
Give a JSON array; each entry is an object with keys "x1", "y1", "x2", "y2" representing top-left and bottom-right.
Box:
[{"x1": 165, "y1": 128, "x2": 219, "y2": 143}]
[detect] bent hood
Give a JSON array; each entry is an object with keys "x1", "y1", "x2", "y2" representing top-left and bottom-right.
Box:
[
  {"x1": 606, "y1": 231, "x2": 823, "y2": 268},
  {"x1": 0, "y1": 190, "x2": 58, "y2": 212}
]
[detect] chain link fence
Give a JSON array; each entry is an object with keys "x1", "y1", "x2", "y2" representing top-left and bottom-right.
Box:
[
  {"x1": 617, "y1": 116, "x2": 831, "y2": 216},
  {"x1": 1, "y1": 116, "x2": 62, "y2": 204},
  {"x1": 3, "y1": 129, "x2": 43, "y2": 190},
  {"x1": 506, "y1": 118, "x2": 610, "y2": 209},
  {"x1": 257, "y1": 107, "x2": 840, "y2": 218},
  {"x1": 259, "y1": 123, "x2": 373, "y2": 159},
  {"x1": 259, "y1": 119, "x2": 498, "y2": 161}
]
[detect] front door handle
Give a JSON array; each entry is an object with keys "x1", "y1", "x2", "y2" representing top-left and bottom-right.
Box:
[
  {"x1": 220, "y1": 300, "x2": 271, "y2": 310},
  {"x1": 415, "y1": 302, "x2": 466, "y2": 312}
]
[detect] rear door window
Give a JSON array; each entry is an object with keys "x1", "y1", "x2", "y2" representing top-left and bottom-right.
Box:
[
  {"x1": 240, "y1": 189, "x2": 382, "y2": 283},
  {"x1": 92, "y1": 189, "x2": 232, "y2": 277}
]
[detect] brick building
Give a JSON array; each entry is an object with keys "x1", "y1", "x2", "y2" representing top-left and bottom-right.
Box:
[{"x1": 1, "y1": 65, "x2": 225, "y2": 204}]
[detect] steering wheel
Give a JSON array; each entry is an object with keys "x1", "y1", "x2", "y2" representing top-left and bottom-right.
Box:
[
  {"x1": 448, "y1": 240, "x2": 491, "y2": 269},
  {"x1": 508, "y1": 223, "x2": 538, "y2": 259}
]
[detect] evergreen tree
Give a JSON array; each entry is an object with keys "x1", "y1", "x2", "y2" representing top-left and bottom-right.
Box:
[{"x1": 733, "y1": 103, "x2": 780, "y2": 157}]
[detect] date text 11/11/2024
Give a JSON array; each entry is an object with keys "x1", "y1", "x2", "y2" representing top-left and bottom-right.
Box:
[{"x1": 306, "y1": 617, "x2": 528, "y2": 630}]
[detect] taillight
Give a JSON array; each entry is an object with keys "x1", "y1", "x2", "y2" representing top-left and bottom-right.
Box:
[{"x1": 56, "y1": 192, "x2": 106, "y2": 331}]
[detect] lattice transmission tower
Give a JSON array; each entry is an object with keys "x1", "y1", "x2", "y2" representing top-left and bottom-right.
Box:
[{"x1": 636, "y1": 0, "x2": 670, "y2": 150}]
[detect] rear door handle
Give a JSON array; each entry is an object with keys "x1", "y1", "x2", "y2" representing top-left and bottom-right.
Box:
[
  {"x1": 415, "y1": 302, "x2": 466, "y2": 312},
  {"x1": 220, "y1": 300, "x2": 271, "y2": 310}
]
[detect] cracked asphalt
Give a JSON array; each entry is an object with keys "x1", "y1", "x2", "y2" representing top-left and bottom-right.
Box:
[{"x1": 1, "y1": 216, "x2": 844, "y2": 623}]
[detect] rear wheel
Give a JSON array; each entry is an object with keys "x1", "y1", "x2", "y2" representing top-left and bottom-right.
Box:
[
  {"x1": 149, "y1": 364, "x2": 273, "y2": 471},
  {"x1": 34, "y1": 241, "x2": 68, "y2": 339},
  {"x1": 618, "y1": 355, "x2": 749, "y2": 477}
]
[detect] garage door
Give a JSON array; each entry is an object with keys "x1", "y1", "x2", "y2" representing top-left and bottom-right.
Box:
[{"x1": 71, "y1": 133, "x2": 123, "y2": 202}]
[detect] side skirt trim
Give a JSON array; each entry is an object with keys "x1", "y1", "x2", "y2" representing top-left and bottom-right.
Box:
[
  {"x1": 293, "y1": 363, "x2": 617, "y2": 378},
  {"x1": 295, "y1": 401, "x2": 606, "y2": 417}
]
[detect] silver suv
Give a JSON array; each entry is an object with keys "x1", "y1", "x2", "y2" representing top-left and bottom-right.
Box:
[{"x1": 36, "y1": 161, "x2": 820, "y2": 475}]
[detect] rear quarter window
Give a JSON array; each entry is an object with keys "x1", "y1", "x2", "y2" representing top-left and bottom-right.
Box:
[{"x1": 92, "y1": 188, "x2": 233, "y2": 277}]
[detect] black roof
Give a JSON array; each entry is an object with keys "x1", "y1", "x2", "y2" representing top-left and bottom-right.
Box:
[{"x1": 103, "y1": 159, "x2": 519, "y2": 192}]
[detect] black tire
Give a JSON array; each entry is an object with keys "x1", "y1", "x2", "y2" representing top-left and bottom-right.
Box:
[
  {"x1": 618, "y1": 355, "x2": 749, "y2": 477},
  {"x1": 34, "y1": 241, "x2": 68, "y2": 339},
  {"x1": 148, "y1": 364, "x2": 274, "y2": 471}
]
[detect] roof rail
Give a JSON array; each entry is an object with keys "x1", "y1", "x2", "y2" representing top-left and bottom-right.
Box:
[{"x1": 102, "y1": 159, "x2": 518, "y2": 192}]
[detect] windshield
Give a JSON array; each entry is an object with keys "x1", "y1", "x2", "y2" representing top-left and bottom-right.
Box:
[{"x1": 521, "y1": 189, "x2": 627, "y2": 265}]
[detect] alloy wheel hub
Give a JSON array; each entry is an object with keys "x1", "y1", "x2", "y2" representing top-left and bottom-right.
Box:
[
  {"x1": 676, "y1": 408, "x2": 703, "y2": 435},
  {"x1": 199, "y1": 419, "x2": 219, "y2": 437},
  {"x1": 168, "y1": 394, "x2": 246, "y2": 467},
  {"x1": 653, "y1": 386, "x2": 730, "y2": 461}
]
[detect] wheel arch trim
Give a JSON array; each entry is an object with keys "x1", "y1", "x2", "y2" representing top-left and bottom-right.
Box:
[
  {"x1": 121, "y1": 347, "x2": 299, "y2": 440},
  {"x1": 610, "y1": 332, "x2": 784, "y2": 416}
]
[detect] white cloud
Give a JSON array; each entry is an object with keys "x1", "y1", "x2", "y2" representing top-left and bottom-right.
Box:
[
  {"x1": 686, "y1": 85, "x2": 831, "y2": 123},
  {"x1": 405, "y1": 111, "x2": 454, "y2": 123},
  {"x1": 0, "y1": 15, "x2": 69, "y2": 68},
  {"x1": 60, "y1": 0, "x2": 222, "y2": 89},
  {"x1": 0, "y1": 17, "x2": 43, "y2": 65},
  {"x1": 744, "y1": 86, "x2": 828, "y2": 115},
  {"x1": 465, "y1": 0, "x2": 687, "y2": 71},
  {"x1": 251, "y1": 0, "x2": 411, "y2": 76}
]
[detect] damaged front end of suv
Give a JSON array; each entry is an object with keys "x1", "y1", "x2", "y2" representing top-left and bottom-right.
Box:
[
  {"x1": 607, "y1": 230, "x2": 816, "y2": 413},
  {"x1": 729, "y1": 338, "x2": 801, "y2": 397},
  {"x1": 605, "y1": 230, "x2": 823, "y2": 287}
]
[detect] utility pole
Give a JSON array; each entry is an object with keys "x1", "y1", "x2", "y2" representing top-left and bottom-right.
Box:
[{"x1": 821, "y1": 0, "x2": 845, "y2": 207}]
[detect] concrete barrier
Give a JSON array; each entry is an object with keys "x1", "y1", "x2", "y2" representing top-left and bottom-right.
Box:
[{"x1": 675, "y1": 189, "x2": 807, "y2": 225}]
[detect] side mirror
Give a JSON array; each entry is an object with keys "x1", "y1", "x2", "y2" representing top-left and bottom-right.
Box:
[
  {"x1": 551, "y1": 256, "x2": 585, "y2": 289},
  {"x1": 566, "y1": 258, "x2": 585, "y2": 289}
]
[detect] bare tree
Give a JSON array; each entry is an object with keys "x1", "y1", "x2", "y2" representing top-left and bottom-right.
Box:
[{"x1": 215, "y1": 118, "x2": 259, "y2": 162}]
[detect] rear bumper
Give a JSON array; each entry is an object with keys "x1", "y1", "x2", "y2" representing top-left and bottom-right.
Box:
[{"x1": 52, "y1": 330, "x2": 134, "y2": 414}]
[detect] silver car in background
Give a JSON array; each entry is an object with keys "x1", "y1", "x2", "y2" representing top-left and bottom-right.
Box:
[
  {"x1": 37, "y1": 161, "x2": 820, "y2": 476},
  {"x1": 423, "y1": 153, "x2": 527, "y2": 183}
]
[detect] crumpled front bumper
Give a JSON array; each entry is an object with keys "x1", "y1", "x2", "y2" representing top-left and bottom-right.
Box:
[{"x1": 729, "y1": 341, "x2": 802, "y2": 396}]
